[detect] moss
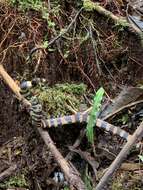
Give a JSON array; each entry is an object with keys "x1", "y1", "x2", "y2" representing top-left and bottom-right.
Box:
[
  {"x1": 33, "y1": 83, "x2": 87, "y2": 118},
  {"x1": 54, "y1": 83, "x2": 86, "y2": 95},
  {"x1": 112, "y1": 180, "x2": 123, "y2": 190},
  {"x1": 83, "y1": 0, "x2": 129, "y2": 30},
  {"x1": 111, "y1": 172, "x2": 143, "y2": 190},
  {"x1": 83, "y1": 0, "x2": 97, "y2": 11},
  {"x1": 0, "y1": 174, "x2": 28, "y2": 189}
]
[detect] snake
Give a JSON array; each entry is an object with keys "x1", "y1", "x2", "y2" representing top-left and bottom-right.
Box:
[{"x1": 19, "y1": 79, "x2": 131, "y2": 141}]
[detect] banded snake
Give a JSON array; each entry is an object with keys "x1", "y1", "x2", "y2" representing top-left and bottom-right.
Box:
[{"x1": 20, "y1": 79, "x2": 131, "y2": 141}]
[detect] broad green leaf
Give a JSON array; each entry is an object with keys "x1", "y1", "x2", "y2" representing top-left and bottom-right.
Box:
[{"x1": 86, "y1": 87, "x2": 104, "y2": 143}]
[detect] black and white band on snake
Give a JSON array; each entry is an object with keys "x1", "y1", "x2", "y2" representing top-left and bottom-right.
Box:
[
  {"x1": 43, "y1": 113, "x2": 131, "y2": 141},
  {"x1": 19, "y1": 80, "x2": 131, "y2": 141}
]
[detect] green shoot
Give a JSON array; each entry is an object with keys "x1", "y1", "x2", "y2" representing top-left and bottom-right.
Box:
[{"x1": 86, "y1": 87, "x2": 104, "y2": 143}]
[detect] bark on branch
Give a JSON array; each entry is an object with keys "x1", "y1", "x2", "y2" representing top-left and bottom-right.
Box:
[
  {"x1": 95, "y1": 121, "x2": 143, "y2": 190},
  {"x1": 83, "y1": 0, "x2": 142, "y2": 34}
]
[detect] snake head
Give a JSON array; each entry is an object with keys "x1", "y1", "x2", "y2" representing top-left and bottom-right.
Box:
[{"x1": 20, "y1": 81, "x2": 32, "y2": 89}]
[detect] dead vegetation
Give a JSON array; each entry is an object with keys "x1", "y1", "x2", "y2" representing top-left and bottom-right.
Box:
[{"x1": 0, "y1": 0, "x2": 143, "y2": 189}]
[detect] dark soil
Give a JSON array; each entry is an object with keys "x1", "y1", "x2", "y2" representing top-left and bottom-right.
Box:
[{"x1": 0, "y1": 1, "x2": 143, "y2": 189}]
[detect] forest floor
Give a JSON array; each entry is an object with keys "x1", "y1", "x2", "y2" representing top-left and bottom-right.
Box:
[{"x1": 0, "y1": 0, "x2": 143, "y2": 189}]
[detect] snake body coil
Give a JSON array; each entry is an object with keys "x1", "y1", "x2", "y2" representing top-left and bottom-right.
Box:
[
  {"x1": 20, "y1": 80, "x2": 131, "y2": 141},
  {"x1": 20, "y1": 80, "x2": 43, "y2": 127}
]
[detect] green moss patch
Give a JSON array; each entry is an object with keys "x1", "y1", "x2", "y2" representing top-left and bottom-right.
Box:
[{"x1": 32, "y1": 82, "x2": 88, "y2": 117}]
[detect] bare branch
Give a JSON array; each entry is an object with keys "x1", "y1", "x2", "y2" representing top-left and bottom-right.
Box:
[
  {"x1": 95, "y1": 121, "x2": 143, "y2": 190},
  {"x1": 0, "y1": 164, "x2": 17, "y2": 182}
]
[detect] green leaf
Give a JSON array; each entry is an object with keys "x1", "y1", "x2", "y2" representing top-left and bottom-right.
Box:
[
  {"x1": 42, "y1": 41, "x2": 48, "y2": 49},
  {"x1": 48, "y1": 48, "x2": 55, "y2": 52},
  {"x1": 48, "y1": 21, "x2": 55, "y2": 28},
  {"x1": 86, "y1": 87, "x2": 104, "y2": 143},
  {"x1": 83, "y1": 0, "x2": 96, "y2": 11},
  {"x1": 138, "y1": 155, "x2": 143, "y2": 162}
]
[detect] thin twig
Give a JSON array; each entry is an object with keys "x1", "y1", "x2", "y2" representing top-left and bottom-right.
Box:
[
  {"x1": 103, "y1": 99, "x2": 143, "y2": 120},
  {"x1": 33, "y1": 50, "x2": 43, "y2": 74},
  {"x1": 78, "y1": 65, "x2": 96, "y2": 91},
  {"x1": 66, "y1": 129, "x2": 86, "y2": 161},
  {"x1": 89, "y1": 24, "x2": 102, "y2": 76},
  {"x1": 29, "y1": 7, "x2": 83, "y2": 59},
  {"x1": 0, "y1": 18, "x2": 17, "y2": 48},
  {"x1": 48, "y1": 7, "x2": 83, "y2": 46}
]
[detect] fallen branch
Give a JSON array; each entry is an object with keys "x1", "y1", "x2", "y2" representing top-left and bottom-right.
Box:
[
  {"x1": 95, "y1": 121, "x2": 143, "y2": 190},
  {"x1": 0, "y1": 65, "x2": 30, "y2": 107},
  {"x1": 38, "y1": 128, "x2": 86, "y2": 189},
  {"x1": 84, "y1": 95, "x2": 143, "y2": 121},
  {"x1": 83, "y1": 0, "x2": 142, "y2": 34},
  {"x1": 0, "y1": 65, "x2": 20, "y2": 99},
  {"x1": 0, "y1": 64, "x2": 86, "y2": 190},
  {"x1": 120, "y1": 162, "x2": 143, "y2": 171},
  {"x1": 103, "y1": 99, "x2": 143, "y2": 120},
  {"x1": 0, "y1": 164, "x2": 17, "y2": 182}
]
